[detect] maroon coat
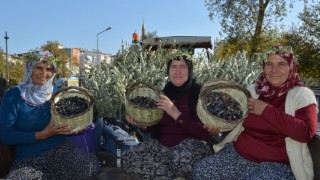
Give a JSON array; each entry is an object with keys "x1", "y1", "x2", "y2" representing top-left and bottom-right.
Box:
[{"x1": 145, "y1": 91, "x2": 211, "y2": 148}]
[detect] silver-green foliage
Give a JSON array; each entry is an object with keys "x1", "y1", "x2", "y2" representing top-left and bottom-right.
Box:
[
  {"x1": 81, "y1": 45, "x2": 262, "y2": 118},
  {"x1": 194, "y1": 51, "x2": 262, "y2": 86}
]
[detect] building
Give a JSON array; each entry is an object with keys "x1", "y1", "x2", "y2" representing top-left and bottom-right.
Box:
[
  {"x1": 19, "y1": 41, "x2": 112, "y2": 76},
  {"x1": 141, "y1": 36, "x2": 212, "y2": 59},
  {"x1": 64, "y1": 48, "x2": 80, "y2": 75},
  {"x1": 138, "y1": 22, "x2": 213, "y2": 60},
  {"x1": 79, "y1": 48, "x2": 112, "y2": 75}
]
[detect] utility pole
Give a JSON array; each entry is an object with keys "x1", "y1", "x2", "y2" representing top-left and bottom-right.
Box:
[{"x1": 4, "y1": 32, "x2": 9, "y2": 87}]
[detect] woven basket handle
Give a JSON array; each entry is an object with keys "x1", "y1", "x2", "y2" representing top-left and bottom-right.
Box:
[
  {"x1": 201, "y1": 78, "x2": 251, "y2": 98},
  {"x1": 51, "y1": 86, "x2": 94, "y2": 104},
  {"x1": 125, "y1": 81, "x2": 161, "y2": 98}
]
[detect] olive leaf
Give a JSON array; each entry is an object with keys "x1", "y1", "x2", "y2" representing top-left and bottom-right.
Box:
[{"x1": 81, "y1": 45, "x2": 262, "y2": 119}]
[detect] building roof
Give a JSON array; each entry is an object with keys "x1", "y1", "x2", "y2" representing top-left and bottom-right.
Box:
[{"x1": 141, "y1": 36, "x2": 212, "y2": 51}]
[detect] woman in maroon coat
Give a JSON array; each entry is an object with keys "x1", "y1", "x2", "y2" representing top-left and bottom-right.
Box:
[{"x1": 122, "y1": 55, "x2": 219, "y2": 180}]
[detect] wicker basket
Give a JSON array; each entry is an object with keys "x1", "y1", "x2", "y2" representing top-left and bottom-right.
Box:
[
  {"x1": 125, "y1": 81, "x2": 164, "y2": 126},
  {"x1": 197, "y1": 79, "x2": 251, "y2": 132},
  {"x1": 51, "y1": 86, "x2": 94, "y2": 133}
]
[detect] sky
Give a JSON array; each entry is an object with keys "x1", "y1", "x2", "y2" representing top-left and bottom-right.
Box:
[{"x1": 0, "y1": 0, "x2": 304, "y2": 56}]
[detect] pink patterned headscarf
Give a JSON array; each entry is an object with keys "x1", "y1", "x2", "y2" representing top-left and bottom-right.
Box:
[{"x1": 255, "y1": 45, "x2": 304, "y2": 98}]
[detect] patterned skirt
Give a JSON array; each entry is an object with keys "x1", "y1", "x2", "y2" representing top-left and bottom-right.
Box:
[
  {"x1": 7, "y1": 140, "x2": 101, "y2": 180},
  {"x1": 192, "y1": 143, "x2": 295, "y2": 180},
  {"x1": 122, "y1": 138, "x2": 213, "y2": 180}
]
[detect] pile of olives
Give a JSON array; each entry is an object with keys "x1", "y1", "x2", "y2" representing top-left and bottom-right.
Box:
[
  {"x1": 205, "y1": 91, "x2": 243, "y2": 121},
  {"x1": 55, "y1": 96, "x2": 89, "y2": 116},
  {"x1": 130, "y1": 96, "x2": 157, "y2": 108}
]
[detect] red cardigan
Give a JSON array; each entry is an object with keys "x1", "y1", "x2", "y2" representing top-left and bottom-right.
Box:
[{"x1": 235, "y1": 92, "x2": 318, "y2": 163}]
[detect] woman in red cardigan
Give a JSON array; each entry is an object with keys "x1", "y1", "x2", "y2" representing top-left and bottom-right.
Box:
[{"x1": 192, "y1": 45, "x2": 318, "y2": 180}]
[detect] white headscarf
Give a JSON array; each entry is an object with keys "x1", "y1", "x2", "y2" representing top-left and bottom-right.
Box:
[{"x1": 17, "y1": 51, "x2": 57, "y2": 105}]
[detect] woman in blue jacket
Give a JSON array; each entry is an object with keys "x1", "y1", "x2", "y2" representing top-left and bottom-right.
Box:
[{"x1": 0, "y1": 50, "x2": 101, "y2": 179}]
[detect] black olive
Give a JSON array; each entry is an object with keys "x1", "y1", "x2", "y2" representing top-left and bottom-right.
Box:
[
  {"x1": 55, "y1": 96, "x2": 89, "y2": 116},
  {"x1": 129, "y1": 96, "x2": 157, "y2": 108},
  {"x1": 204, "y1": 92, "x2": 243, "y2": 121}
]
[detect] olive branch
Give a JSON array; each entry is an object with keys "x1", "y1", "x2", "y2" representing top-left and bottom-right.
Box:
[
  {"x1": 23, "y1": 50, "x2": 59, "y2": 67},
  {"x1": 253, "y1": 45, "x2": 294, "y2": 62}
]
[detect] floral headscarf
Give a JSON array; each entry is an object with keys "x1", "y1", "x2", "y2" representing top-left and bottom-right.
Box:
[
  {"x1": 255, "y1": 45, "x2": 304, "y2": 98},
  {"x1": 17, "y1": 50, "x2": 57, "y2": 105}
]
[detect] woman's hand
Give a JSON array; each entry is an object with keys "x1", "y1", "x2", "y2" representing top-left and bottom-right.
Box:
[
  {"x1": 156, "y1": 94, "x2": 181, "y2": 120},
  {"x1": 247, "y1": 98, "x2": 268, "y2": 115},
  {"x1": 125, "y1": 114, "x2": 147, "y2": 129},
  {"x1": 36, "y1": 118, "x2": 72, "y2": 140},
  {"x1": 203, "y1": 124, "x2": 220, "y2": 135}
]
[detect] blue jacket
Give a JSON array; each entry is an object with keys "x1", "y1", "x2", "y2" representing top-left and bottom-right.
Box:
[{"x1": 0, "y1": 87, "x2": 65, "y2": 160}]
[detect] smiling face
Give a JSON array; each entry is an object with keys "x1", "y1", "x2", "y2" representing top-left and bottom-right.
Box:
[
  {"x1": 264, "y1": 54, "x2": 290, "y2": 87},
  {"x1": 168, "y1": 60, "x2": 189, "y2": 87},
  {"x1": 31, "y1": 62, "x2": 54, "y2": 86}
]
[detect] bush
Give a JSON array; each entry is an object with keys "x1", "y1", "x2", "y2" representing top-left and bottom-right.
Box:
[{"x1": 80, "y1": 45, "x2": 262, "y2": 119}]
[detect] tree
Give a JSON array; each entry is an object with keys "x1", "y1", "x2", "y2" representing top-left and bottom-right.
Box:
[
  {"x1": 145, "y1": 31, "x2": 158, "y2": 39},
  {"x1": 298, "y1": 2, "x2": 319, "y2": 46},
  {"x1": 285, "y1": 1, "x2": 320, "y2": 78},
  {"x1": 0, "y1": 48, "x2": 7, "y2": 97},
  {"x1": 204, "y1": 0, "x2": 305, "y2": 57},
  {"x1": 0, "y1": 48, "x2": 5, "y2": 75},
  {"x1": 41, "y1": 42, "x2": 72, "y2": 77},
  {"x1": 214, "y1": 30, "x2": 288, "y2": 59},
  {"x1": 8, "y1": 61, "x2": 24, "y2": 85},
  {"x1": 0, "y1": 49, "x2": 24, "y2": 86}
]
